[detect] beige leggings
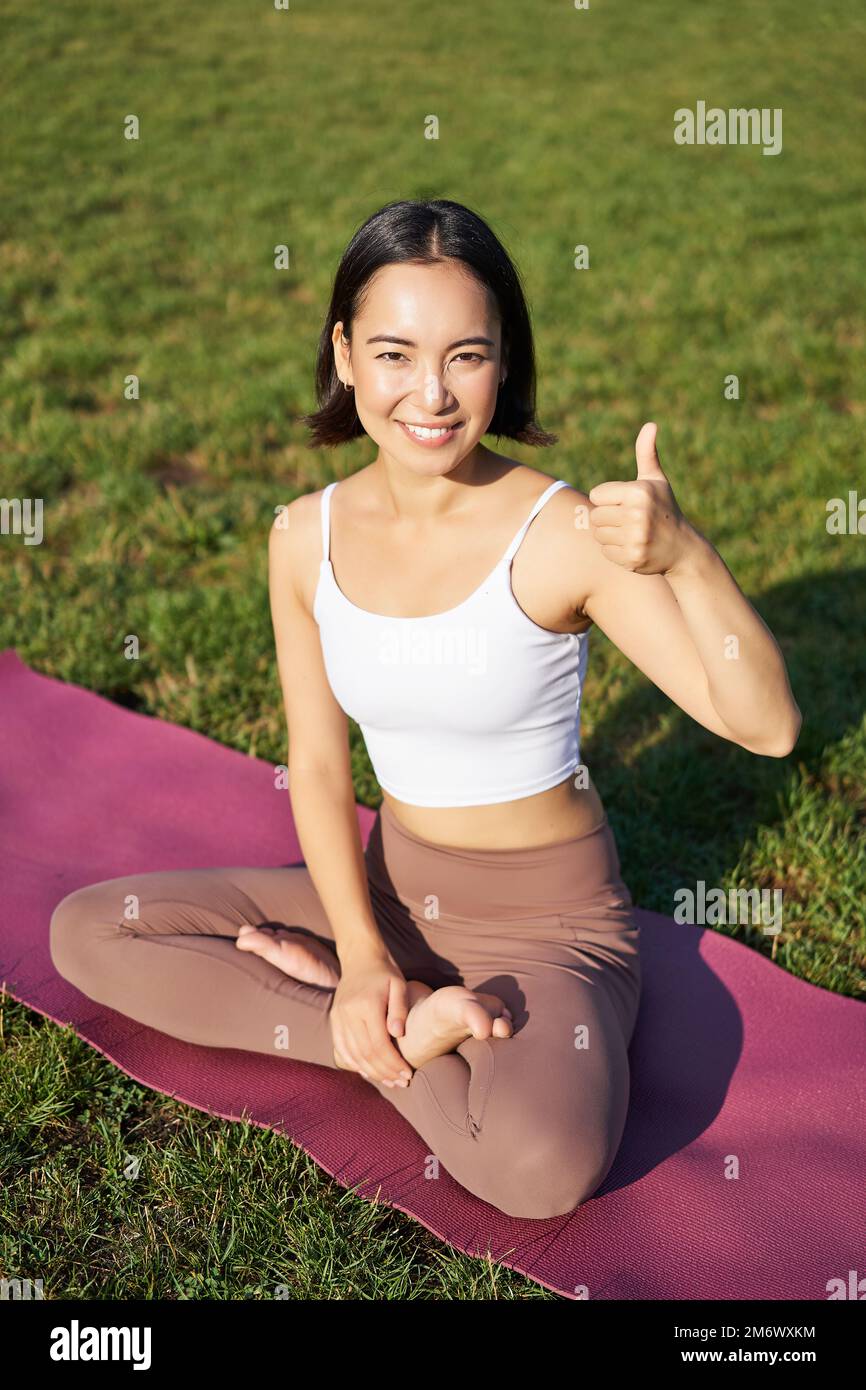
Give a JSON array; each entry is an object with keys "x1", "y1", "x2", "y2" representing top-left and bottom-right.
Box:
[{"x1": 49, "y1": 798, "x2": 642, "y2": 1220}]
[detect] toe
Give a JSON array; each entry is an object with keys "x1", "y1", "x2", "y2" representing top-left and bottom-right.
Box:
[
  {"x1": 235, "y1": 927, "x2": 260, "y2": 948},
  {"x1": 465, "y1": 1000, "x2": 497, "y2": 1039}
]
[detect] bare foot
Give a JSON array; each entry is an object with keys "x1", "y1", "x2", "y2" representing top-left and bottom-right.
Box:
[
  {"x1": 233, "y1": 937, "x2": 514, "y2": 1083},
  {"x1": 396, "y1": 983, "x2": 514, "y2": 1071},
  {"x1": 235, "y1": 924, "x2": 340, "y2": 990}
]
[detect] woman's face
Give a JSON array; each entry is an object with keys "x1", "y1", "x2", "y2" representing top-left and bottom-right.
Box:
[{"x1": 332, "y1": 259, "x2": 506, "y2": 477}]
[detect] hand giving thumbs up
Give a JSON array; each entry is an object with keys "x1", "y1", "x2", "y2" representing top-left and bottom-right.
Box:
[{"x1": 587, "y1": 423, "x2": 689, "y2": 576}]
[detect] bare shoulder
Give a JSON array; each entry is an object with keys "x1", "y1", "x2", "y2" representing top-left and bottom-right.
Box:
[
  {"x1": 505, "y1": 460, "x2": 582, "y2": 506},
  {"x1": 268, "y1": 487, "x2": 328, "y2": 612},
  {"x1": 509, "y1": 461, "x2": 592, "y2": 532},
  {"x1": 509, "y1": 465, "x2": 600, "y2": 617}
]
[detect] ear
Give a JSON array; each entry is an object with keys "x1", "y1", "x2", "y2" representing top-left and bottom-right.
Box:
[{"x1": 331, "y1": 321, "x2": 351, "y2": 380}]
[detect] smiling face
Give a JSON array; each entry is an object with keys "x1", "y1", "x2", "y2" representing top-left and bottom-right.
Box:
[{"x1": 331, "y1": 259, "x2": 507, "y2": 477}]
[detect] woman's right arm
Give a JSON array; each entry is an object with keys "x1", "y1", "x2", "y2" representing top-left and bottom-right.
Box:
[{"x1": 267, "y1": 494, "x2": 412, "y2": 1085}]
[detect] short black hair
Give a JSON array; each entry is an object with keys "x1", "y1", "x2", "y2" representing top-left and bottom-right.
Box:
[{"x1": 299, "y1": 198, "x2": 557, "y2": 448}]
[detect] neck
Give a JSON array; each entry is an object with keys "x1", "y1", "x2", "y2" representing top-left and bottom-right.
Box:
[{"x1": 369, "y1": 441, "x2": 506, "y2": 520}]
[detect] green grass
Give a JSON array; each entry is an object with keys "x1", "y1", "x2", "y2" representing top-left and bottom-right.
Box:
[{"x1": 1, "y1": 0, "x2": 864, "y2": 1299}]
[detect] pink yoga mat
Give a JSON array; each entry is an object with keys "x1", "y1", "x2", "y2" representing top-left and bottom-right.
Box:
[{"x1": 1, "y1": 647, "x2": 863, "y2": 1300}]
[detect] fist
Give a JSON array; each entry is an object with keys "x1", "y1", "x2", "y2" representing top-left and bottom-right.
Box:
[{"x1": 588, "y1": 423, "x2": 687, "y2": 575}]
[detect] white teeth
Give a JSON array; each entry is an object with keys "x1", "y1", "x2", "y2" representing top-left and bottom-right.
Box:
[{"x1": 403, "y1": 423, "x2": 456, "y2": 439}]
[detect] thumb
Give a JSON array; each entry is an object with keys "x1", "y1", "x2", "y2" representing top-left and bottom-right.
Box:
[
  {"x1": 635, "y1": 421, "x2": 666, "y2": 480},
  {"x1": 387, "y1": 977, "x2": 409, "y2": 1037}
]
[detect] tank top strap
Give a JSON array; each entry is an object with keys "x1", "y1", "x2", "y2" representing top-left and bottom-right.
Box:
[
  {"x1": 501, "y1": 479, "x2": 573, "y2": 564},
  {"x1": 320, "y1": 481, "x2": 338, "y2": 564}
]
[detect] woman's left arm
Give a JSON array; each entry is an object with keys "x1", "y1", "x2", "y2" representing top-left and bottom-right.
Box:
[{"x1": 576, "y1": 422, "x2": 802, "y2": 757}]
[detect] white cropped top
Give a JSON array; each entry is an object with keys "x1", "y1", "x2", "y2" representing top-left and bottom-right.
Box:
[{"x1": 312, "y1": 477, "x2": 590, "y2": 808}]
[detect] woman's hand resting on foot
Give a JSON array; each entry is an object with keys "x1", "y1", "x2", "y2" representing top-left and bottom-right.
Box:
[{"x1": 330, "y1": 948, "x2": 415, "y2": 1088}]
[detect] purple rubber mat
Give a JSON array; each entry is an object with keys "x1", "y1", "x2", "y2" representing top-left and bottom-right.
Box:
[{"x1": 1, "y1": 647, "x2": 863, "y2": 1300}]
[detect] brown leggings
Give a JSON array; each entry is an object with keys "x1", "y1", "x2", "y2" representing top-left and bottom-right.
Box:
[{"x1": 49, "y1": 799, "x2": 642, "y2": 1220}]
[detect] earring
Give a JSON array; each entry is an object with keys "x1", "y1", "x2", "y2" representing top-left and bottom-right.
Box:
[{"x1": 343, "y1": 382, "x2": 354, "y2": 393}]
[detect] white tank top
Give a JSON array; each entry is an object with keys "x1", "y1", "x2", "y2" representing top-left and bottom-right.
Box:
[{"x1": 313, "y1": 477, "x2": 590, "y2": 807}]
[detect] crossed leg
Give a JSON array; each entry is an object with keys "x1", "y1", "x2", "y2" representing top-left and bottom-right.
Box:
[{"x1": 50, "y1": 866, "x2": 635, "y2": 1218}]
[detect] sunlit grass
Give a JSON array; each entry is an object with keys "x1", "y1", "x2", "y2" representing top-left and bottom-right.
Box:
[{"x1": 1, "y1": 0, "x2": 863, "y2": 1299}]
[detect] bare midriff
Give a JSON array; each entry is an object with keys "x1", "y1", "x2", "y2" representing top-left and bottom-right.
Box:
[{"x1": 381, "y1": 771, "x2": 606, "y2": 850}]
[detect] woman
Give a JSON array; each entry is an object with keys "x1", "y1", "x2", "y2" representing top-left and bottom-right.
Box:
[{"x1": 50, "y1": 199, "x2": 801, "y2": 1220}]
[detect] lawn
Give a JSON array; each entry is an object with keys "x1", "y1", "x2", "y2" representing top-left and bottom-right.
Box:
[{"x1": 1, "y1": 0, "x2": 864, "y2": 1299}]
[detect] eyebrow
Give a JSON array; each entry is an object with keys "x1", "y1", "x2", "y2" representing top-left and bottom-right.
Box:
[{"x1": 365, "y1": 334, "x2": 496, "y2": 350}]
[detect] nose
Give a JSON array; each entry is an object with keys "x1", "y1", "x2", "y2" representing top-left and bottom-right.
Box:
[{"x1": 421, "y1": 370, "x2": 450, "y2": 411}]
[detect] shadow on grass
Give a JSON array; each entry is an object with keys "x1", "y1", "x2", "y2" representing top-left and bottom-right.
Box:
[
  {"x1": 586, "y1": 564, "x2": 865, "y2": 1196},
  {"x1": 585, "y1": 564, "x2": 866, "y2": 913}
]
